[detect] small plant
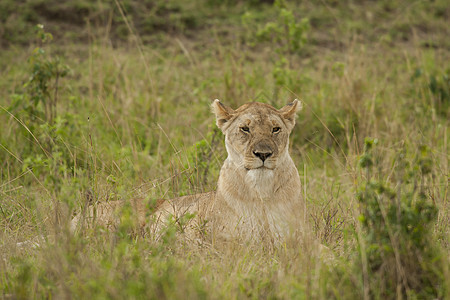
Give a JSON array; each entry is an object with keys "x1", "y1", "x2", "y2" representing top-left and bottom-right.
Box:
[
  {"x1": 242, "y1": 0, "x2": 310, "y2": 56},
  {"x1": 23, "y1": 24, "x2": 70, "y2": 126},
  {"x1": 256, "y1": 0, "x2": 310, "y2": 56},
  {"x1": 242, "y1": 0, "x2": 310, "y2": 94},
  {"x1": 8, "y1": 24, "x2": 74, "y2": 176},
  {"x1": 356, "y1": 138, "x2": 444, "y2": 299}
]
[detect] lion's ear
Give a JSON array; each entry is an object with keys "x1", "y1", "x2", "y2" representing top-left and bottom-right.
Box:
[
  {"x1": 279, "y1": 99, "x2": 302, "y2": 128},
  {"x1": 211, "y1": 99, "x2": 234, "y2": 130}
]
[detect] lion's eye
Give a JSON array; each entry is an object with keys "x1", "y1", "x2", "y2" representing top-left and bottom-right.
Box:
[
  {"x1": 240, "y1": 126, "x2": 250, "y2": 133},
  {"x1": 272, "y1": 127, "x2": 281, "y2": 133}
]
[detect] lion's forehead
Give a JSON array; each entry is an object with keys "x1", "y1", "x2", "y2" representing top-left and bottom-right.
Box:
[{"x1": 235, "y1": 111, "x2": 283, "y2": 126}]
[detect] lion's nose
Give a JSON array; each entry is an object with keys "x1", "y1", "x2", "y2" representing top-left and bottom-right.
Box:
[{"x1": 253, "y1": 150, "x2": 273, "y2": 162}]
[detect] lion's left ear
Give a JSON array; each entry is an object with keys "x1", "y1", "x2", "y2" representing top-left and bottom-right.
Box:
[{"x1": 279, "y1": 99, "x2": 302, "y2": 127}]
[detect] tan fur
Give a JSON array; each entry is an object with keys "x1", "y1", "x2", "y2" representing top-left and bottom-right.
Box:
[
  {"x1": 72, "y1": 100, "x2": 305, "y2": 242},
  {"x1": 70, "y1": 197, "x2": 151, "y2": 232},
  {"x1": 155, "y1": 100, "x2": 305, "y2": 242}
]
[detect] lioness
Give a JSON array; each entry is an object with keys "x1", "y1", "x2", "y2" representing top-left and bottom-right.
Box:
[{"x1": 72, "y1": 100, "x2": 305, "y2": 242}]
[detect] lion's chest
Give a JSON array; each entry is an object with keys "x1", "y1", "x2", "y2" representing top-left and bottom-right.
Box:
[
  {"x1": 215, "y1": 161, "x2": 302, "y2": 240},
  {"x1": 220, "y1": 169, "x2": 297, "y2": 239},
  {"x1": 245, "y1": 169, "x2": 276, "y2": 200}
]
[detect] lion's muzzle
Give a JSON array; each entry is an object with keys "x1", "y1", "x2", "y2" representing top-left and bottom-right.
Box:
[{"x1": 244, "y1": 140, "x2": 278, "y2": 169}]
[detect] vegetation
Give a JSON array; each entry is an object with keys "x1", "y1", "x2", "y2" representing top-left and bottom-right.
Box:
[{"x1": 1, "y1": 0, "x2": 448, "y2": 298}]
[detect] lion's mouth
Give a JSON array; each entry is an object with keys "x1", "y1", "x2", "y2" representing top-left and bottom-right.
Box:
[{"x1": 244, "y1": 164, "x2": 275, "y2": 171}]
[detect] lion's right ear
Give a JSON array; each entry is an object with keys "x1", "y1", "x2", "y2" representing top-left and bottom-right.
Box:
[{"x1": 211, "y1": 99, "x2": 234, "y2": 130}]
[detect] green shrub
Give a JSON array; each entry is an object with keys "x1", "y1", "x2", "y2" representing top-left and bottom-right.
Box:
[{"x1": 356, "y1": 138, "x2": 445, "y2": 299}]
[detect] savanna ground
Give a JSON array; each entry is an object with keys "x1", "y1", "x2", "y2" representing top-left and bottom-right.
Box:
[{"x1": 0, "y1": 0, "x2": 449, "y2": 299}]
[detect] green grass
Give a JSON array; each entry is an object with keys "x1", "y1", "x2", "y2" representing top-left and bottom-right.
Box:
[{"x1": 0, "y1": 0, "x2": 449, "y2": 299}]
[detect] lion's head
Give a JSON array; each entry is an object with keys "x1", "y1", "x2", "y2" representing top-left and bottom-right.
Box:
[{"x1": 211, "y1": 100, "x2": 302, "y2": 171}]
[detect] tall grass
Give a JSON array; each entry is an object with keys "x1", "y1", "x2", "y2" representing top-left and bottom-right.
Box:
[{"x1": 1, "y1": 0, "x2": 448, "y2": 298}]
